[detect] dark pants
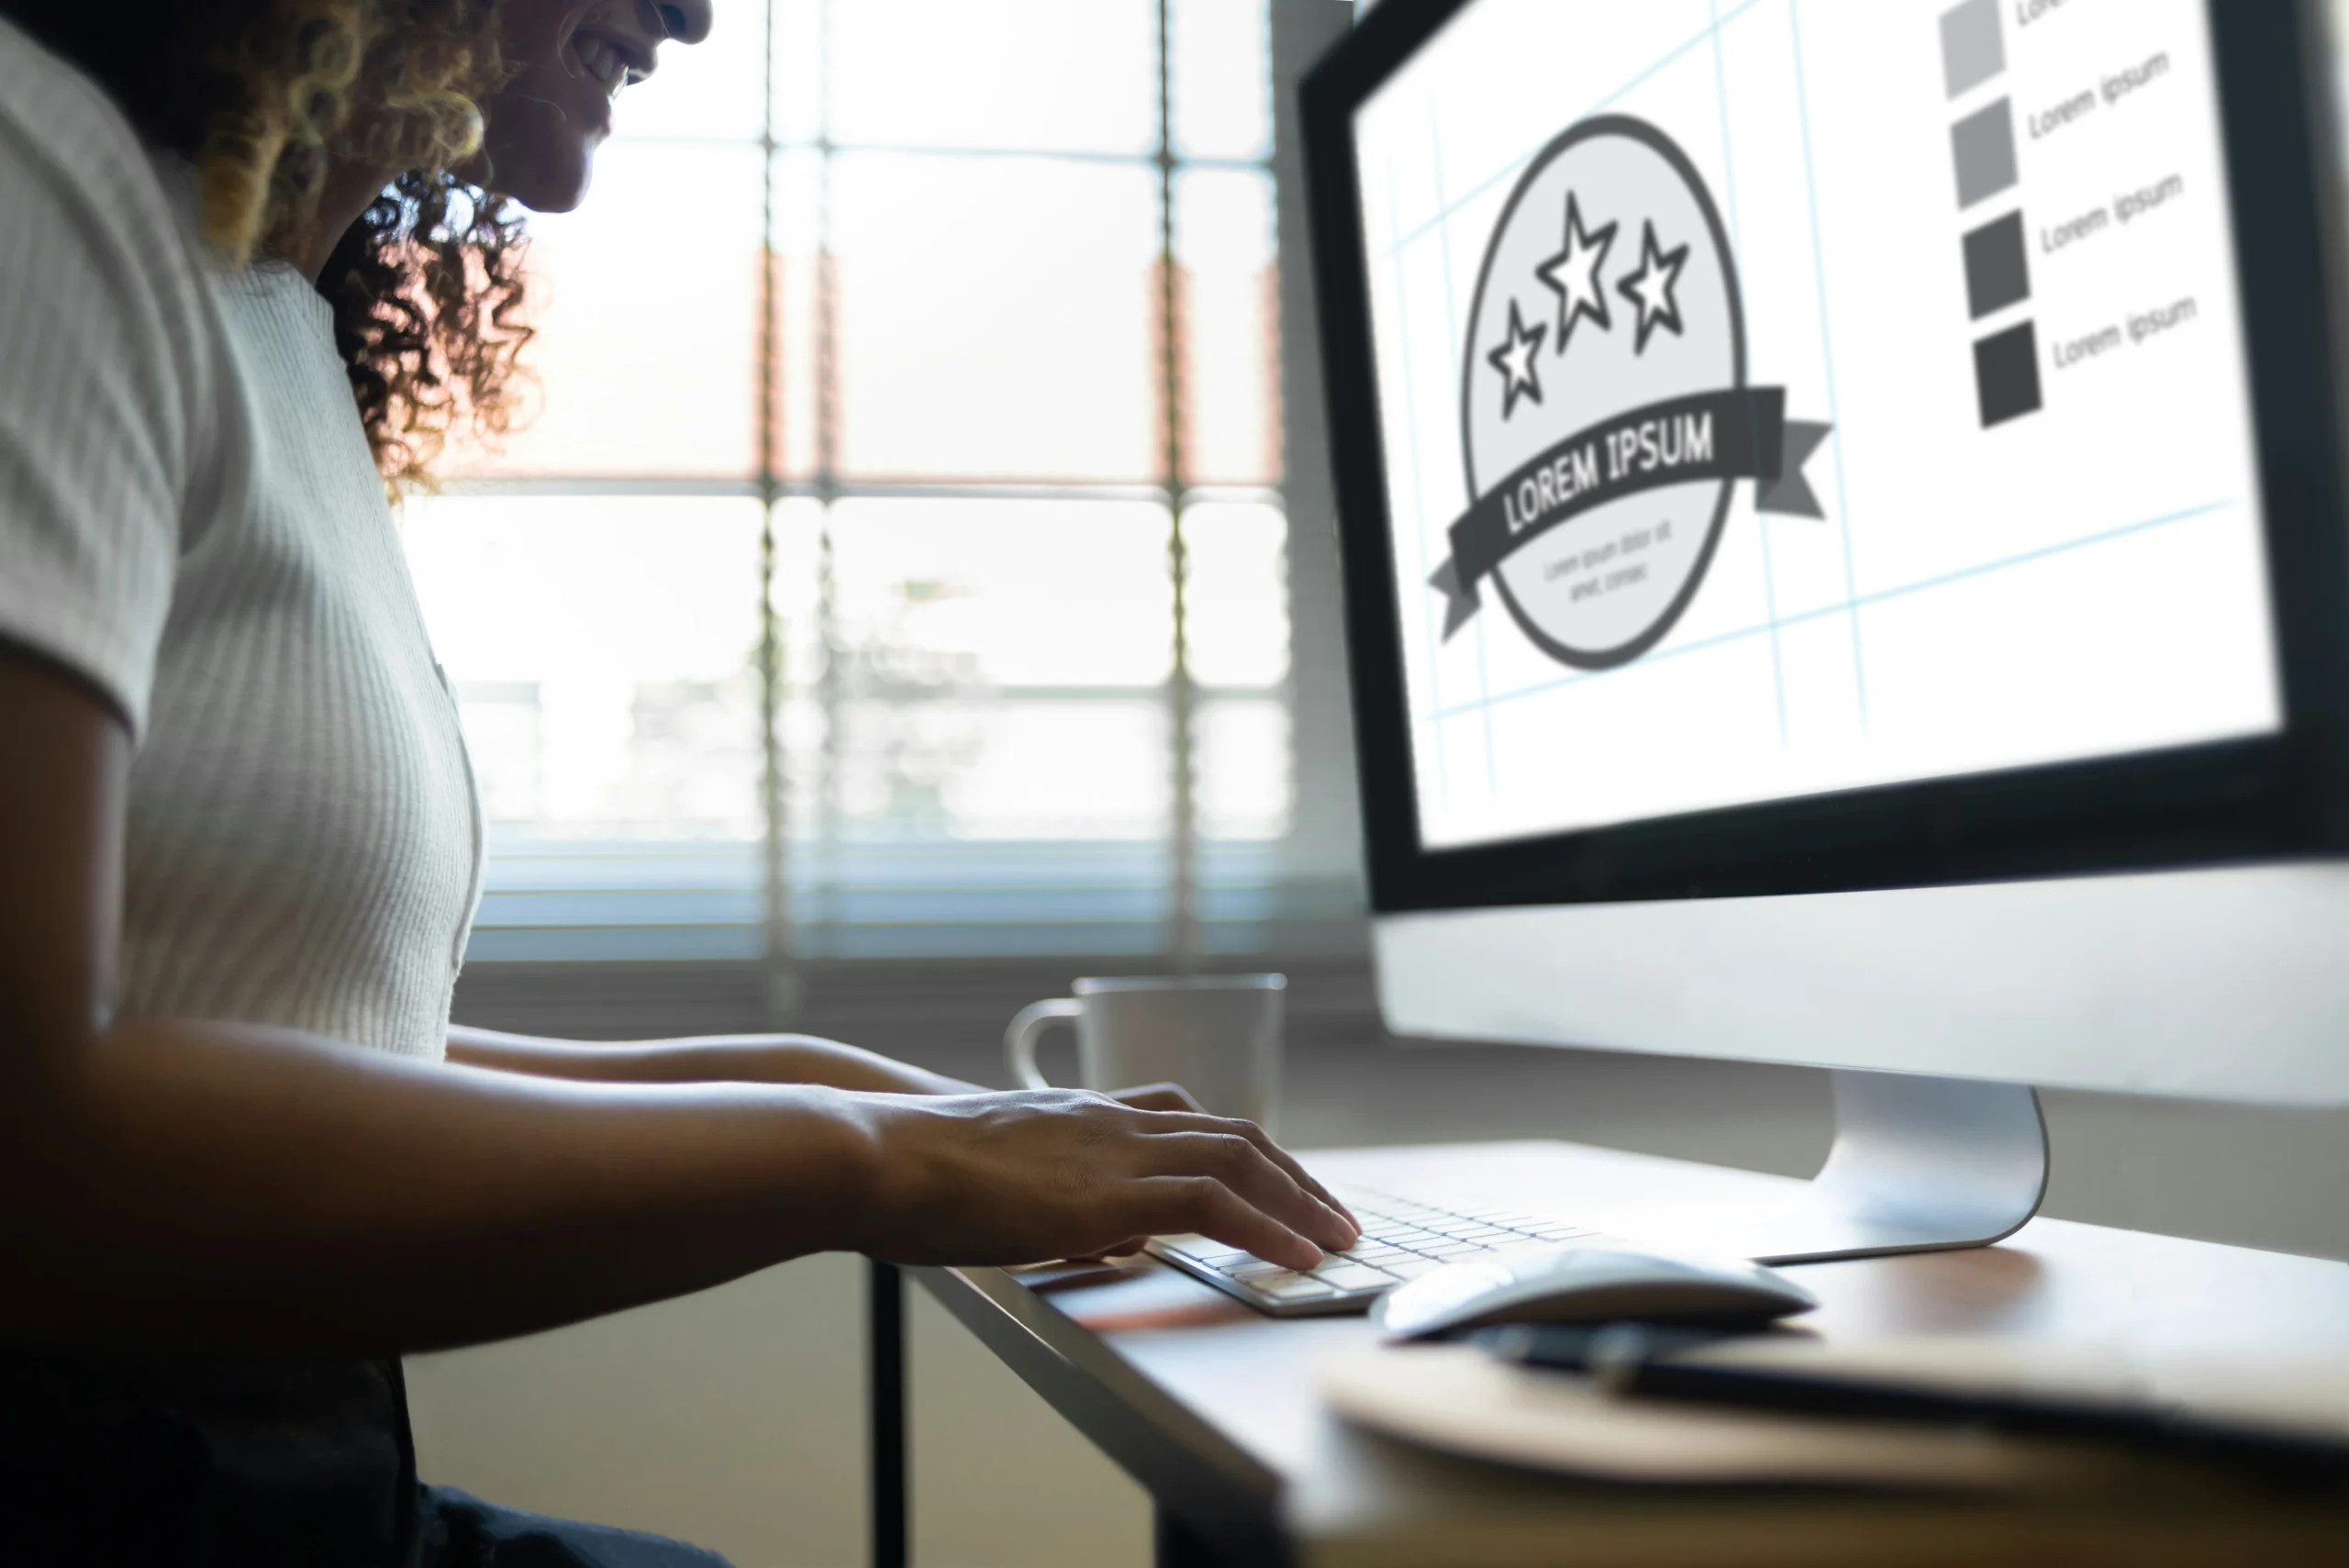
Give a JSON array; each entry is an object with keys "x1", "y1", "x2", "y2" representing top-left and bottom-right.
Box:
[
  {"x1": 0, "y1": 1348, "x2": 732, "y2": 1566},
  {"x1": 417, "y1": 1485, "x2": 731, "y2": 1567}
]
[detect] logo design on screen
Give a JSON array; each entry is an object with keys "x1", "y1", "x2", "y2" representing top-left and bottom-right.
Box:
[{"x1": 1430, "y1": 116, "x2": 1831, "y2": 670}]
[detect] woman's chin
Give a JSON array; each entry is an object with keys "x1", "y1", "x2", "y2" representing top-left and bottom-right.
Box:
[
  {"x1": 491, "y1": 142, "x2": 598, "y2": 213},
  {"x1": 476, "y1": 86, "x2": 604, "y2": 210}
]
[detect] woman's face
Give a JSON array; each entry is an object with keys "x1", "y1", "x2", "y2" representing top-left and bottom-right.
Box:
[{"x1": 477, "y1": 0, "x2": 715, "y2": 212}]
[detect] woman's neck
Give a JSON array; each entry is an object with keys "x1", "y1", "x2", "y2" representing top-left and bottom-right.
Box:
[{"x1": 297, "y1": 162, "x2": 403, "y2": 283}]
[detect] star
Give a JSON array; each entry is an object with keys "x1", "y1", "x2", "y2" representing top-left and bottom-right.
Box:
[
  {"x1": 1532, "y1": 193, "x2": 1617, "y2": 354},
  {"x1": 1486, "y1": 298, "x2": 1547, "y2": 419},
  {"x1": 1615, "y1": 219, "x2": 1690, "y2": 354}
]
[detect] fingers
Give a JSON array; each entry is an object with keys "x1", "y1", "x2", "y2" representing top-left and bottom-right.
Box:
[
  {"x1": 1140, "y1": 1111, "x2": 1358, "y2": 1246},
  {"x1": 1137, "y1": 1176, "x2": 1323, "y2": 1273},
  {"x1": 1247, "y1": 1139, "x2": 1357, "y2": 1239},
  {"x1": 1142, "y1": 1132, "x2": 1355, "y2": 1255}
]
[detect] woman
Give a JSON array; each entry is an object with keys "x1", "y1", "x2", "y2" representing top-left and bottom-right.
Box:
[{"x1": 0, "y1": 2, "x2": 1357, "y2": 1561}]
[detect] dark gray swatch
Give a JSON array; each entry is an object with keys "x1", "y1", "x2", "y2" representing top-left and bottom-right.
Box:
[
  {"x1": 1962, "y1": 211, "x2": 2031, "y2": 318},
  {"x1": 1974, "y1": 320, "x2": 2043, "y2": 427}
]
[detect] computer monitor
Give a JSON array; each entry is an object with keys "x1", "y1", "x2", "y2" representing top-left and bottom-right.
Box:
[{"x1": 1301, "y1": 0, "x2": 2349, "y2": 1260}]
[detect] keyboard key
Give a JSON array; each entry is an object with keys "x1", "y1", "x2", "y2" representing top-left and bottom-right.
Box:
[
  {"x1": 1257, "y1": 1274, "x2": 1338, "y2": 1302},
  {"x1": 1310, "y1": 1262, "x2": 1397, "y2": 1292},
  {"x1": 1225, "y1": 1259, "x2": 1286, "y2": 1280},
  {"x1": 1319, "y1": 1194, "x2": 1595, "y2": 1273},
  {"x1": 1181, "y1": 1246, "x2": 1253, "y2": 1267}
]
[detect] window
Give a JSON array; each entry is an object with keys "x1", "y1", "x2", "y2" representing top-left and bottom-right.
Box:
[{"x1": 403, "y1": 0, "x2": 1347, "y2": 983}]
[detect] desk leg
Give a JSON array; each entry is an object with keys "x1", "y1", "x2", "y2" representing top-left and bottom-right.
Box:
[
  {"x1": 1156, "y1": 1508, "x2": 1233, "y2": 1568},
  {"x1": 869, "y1": 1260, "x2": 907, "y2": 1568}
]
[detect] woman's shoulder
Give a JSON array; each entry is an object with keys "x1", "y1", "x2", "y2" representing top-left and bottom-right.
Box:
[
  {"x1": 0, "y1": 16, "x2": 213, "y2": 298},
  {"x1": 0, "y1": 12, "x2": 233, "y2": 406},
  {"x1": 0, "y1": 16, "x2": 238, "y2": 740}
]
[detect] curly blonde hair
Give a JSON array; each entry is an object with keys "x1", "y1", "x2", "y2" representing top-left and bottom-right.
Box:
[{"x1": 2, "y1": 0, "x2": 533, "y2": 487}]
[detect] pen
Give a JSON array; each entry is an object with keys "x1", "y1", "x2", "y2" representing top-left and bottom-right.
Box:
[{"x1": 1486, "y1": 1324, "x2": 2349, "y2": 1490}]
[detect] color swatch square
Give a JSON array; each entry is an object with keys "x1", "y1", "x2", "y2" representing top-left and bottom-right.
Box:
[
  {"x1": 1941, "y1": 0, "x2": 2005, "y2": 98},
  {"x1": 1952, "y1": 98, "x2": 2019, "y2": 208},
  {"x1": 1974, "y1": 321, "x2": 2043, "y2": 428},
  {"x1": 1962, "y1": 211, "x2": 2031, "y2": 318}
]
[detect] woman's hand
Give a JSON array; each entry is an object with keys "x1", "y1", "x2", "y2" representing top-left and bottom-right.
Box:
[
  {"x1": 1103, "y1": 1081, "x2": 1204, "y2": 1114},
  {"x1": 846, "y1": 1089, "x2": 1357, "y2": 1273}
]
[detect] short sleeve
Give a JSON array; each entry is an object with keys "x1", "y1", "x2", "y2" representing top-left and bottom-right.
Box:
[{"x1": 0, "y1": 21, "x2": 215, "y2": 737}]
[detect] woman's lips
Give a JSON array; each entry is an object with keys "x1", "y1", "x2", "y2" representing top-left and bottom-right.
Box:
[{"x1": 565, "y1": 31, "x2": 632, "y2": 98}]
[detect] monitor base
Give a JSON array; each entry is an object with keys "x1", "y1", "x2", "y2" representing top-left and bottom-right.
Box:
[
  {"x1": 1304, "y1": 1072, "x2": 2050, "y2": 1269},
  {"x1": 1673, "y1": 1069, "x2": 2050, "y2": 1265}
]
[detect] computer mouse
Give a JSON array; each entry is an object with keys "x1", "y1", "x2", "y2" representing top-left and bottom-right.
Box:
[{"x1": 1373, "y1": 1245, "x2": 1818, "y2": 1340}]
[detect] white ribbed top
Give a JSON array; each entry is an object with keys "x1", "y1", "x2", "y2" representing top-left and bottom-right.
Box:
[{"x1": 0, "y1": 18, "x2": 481, "y2": 1060}]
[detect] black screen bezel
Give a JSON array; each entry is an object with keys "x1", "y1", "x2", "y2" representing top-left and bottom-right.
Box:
[{"x1": 1301, "y1": 0, "x2": 2349, "y2": 914}]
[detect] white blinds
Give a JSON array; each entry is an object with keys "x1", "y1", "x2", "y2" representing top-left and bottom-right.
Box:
[
  {"x1": 457, "y1": 839, "x2": 1360, "y2": 963},
  {"x1": 400, "y1": 0, "x2": 1370, "y2": 991}
]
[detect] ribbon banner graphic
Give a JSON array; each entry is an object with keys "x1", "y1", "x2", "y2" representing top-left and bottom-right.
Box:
[{"x1": 1431, "y1": 388, "x2": 1831, "y2": 638}]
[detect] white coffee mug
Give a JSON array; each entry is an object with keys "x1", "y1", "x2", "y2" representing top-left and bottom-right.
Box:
[{"x1": 1005, "y1": 974, "x2": 1286, "y2": 1129}]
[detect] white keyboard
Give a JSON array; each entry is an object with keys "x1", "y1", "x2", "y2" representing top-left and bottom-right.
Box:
[{"x1": 1149, "y1": 1187, "x2": 1610, "y2": 1317}]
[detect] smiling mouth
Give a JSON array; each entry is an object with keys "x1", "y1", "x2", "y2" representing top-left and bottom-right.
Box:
[{"x1": 564, "y1": 30, "x2": 645, "y2": 100}]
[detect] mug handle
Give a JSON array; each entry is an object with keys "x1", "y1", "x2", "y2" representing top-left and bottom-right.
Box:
[{"x1": 1005, "y1": 997, "x2": 1083, "y2": 1091}]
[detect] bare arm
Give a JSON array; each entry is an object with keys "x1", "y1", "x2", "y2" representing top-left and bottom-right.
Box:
[
  {"x1": 0, "y1": 646, "x2": 1354, "y2": 1359},
  {"x1": 445, "y1": 1025, "x2": 985, "y2": 1096},
  {"x1": 445, "y1": 1028, "x2": 1202, "y2": 1112}
]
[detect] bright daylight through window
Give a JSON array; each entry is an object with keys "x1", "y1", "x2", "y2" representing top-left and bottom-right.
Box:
[{"x1": 399, "y1": 0, "x2": 1333, "y2": 982}]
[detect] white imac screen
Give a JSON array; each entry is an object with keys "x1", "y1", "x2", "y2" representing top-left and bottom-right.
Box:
[{"x1": 1355, "y1": 0, "x2": 2283, "y2": 851}]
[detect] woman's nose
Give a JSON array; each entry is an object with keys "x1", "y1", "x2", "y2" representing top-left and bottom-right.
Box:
[{"x1": 642, "y1": 0, "x2": 715, "y2": 46}]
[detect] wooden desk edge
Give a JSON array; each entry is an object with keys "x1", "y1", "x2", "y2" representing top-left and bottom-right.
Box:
[
  {"x1": 905, "y1": 1136, "x2": 2349, "y2": 1568},
  {"x1": 908, "y1": 1263, "x2": 1291, "y2": 1567},
  {"x1": 909, "y1": 1260, "x2": 2349, "y2": 1568}
]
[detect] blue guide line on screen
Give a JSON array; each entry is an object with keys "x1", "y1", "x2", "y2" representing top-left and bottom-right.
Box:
[{"x1": 1428, "y1": 115, "x2": 1831, "y2": 671}]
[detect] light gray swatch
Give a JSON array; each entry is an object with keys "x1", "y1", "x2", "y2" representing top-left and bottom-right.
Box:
[{"x1": 1940, "y1": 0, "x2": 2004, "y2": 98}]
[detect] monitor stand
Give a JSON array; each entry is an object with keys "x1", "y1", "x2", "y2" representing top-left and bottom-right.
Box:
[
  {"x1": 1305, "y1": 1067, "x2": 2049, "y2": 1268},
  {"x1": 1700, "y1": 1069, "x2": 2050, "y2": 1265}
]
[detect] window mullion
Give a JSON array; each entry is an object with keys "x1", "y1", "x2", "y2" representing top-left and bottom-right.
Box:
[
  {"x1": 757, "y1": 0, "x2": 801, "y2": 1025},
  {"x1": 814, "y1": 0, "x2": 844, "y2": 961},
  {"x1": 1158, "y1": 0, "x2": 1200, "y2": 973}
]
